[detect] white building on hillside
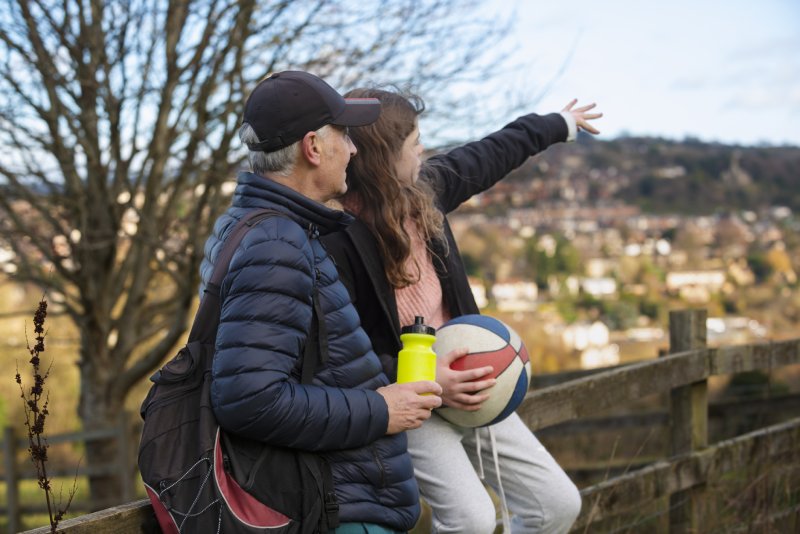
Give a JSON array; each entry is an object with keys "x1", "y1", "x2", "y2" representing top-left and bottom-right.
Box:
[
  {"x1": 467, "y1": 277, "x2": 488, "y2": 309},
  {"x1": 492, "y1": 280, "x2": 538, "y2": 312}
]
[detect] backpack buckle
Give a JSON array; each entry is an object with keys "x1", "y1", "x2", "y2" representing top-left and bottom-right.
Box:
[
  {"x1": 325, "y1": 491, "x2": 339, "y2": 513},
  {"x1": 325, "y1": 491, "x2": 339, "y2": 526}
]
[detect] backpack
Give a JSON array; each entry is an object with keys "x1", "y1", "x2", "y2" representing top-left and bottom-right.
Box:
[{"x1": 138, "y1": 208, "x2": 339, "y2": 533}]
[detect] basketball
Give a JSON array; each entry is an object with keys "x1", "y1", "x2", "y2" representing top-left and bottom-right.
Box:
[{"x1": 433, "y1": 314, "x2": 531, "y2": 428}]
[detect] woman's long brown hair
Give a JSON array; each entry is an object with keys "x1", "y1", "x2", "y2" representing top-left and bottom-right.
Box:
[{"x1": 342, "y1": 88, "x2": 446, "y2": 288}]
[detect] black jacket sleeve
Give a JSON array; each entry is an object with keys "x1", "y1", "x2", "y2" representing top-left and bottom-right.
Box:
[{"x1": 426, "y1": 112, "x2": 568, "y2": 213}]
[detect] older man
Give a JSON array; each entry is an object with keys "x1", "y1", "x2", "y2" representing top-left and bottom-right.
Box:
[{"x1": 200, "y1": 71, "x2": 442, "y2": 533}]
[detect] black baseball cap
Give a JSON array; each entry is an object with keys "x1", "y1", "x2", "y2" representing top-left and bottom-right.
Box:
[{"x1": 242, "y1": 71, "x2": 381, "y2": 153}]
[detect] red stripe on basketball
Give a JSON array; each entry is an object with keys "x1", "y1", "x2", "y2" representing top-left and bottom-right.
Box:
[
  {"x1": 518, "y1": 344, "x2": 530, "y2": 364},
  {"x1": 449, "y1": 344, "x2": 517, "y2": 380},
  {"x1": 213, "y1": 430, "x2": 292, "y2": 528}
]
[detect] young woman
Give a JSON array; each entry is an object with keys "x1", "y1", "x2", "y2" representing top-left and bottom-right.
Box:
[{"x1": 323, "y1": 89, "x2": 601, "y2": 533}]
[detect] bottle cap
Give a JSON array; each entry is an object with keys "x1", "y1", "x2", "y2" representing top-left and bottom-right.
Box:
[{"x1": 401, "y1": 315, "x2": 435, "y2": 336}]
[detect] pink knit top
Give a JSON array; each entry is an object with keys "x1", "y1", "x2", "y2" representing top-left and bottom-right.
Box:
[
  {"x1": 339, "y1": 197, "x2": 449, "y2": 330},
  {"x1": 394, "y1": 218, "x2": 450, "y2": 330}
]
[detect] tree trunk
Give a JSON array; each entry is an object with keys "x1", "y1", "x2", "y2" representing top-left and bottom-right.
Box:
[
  {"x1": 84, "y1": 420, "x2": 125, "y2": 510},
  {"x1": 78, "y1": 325, "x2": 129, "y2": 509}
]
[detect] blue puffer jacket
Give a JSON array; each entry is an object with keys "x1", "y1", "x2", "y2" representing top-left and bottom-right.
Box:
[{"x1": 199, "y1": 172, "x2": 419, "y2": 530}]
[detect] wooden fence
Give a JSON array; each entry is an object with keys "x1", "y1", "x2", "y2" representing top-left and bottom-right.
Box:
[
  {"x1": 1, "y1": 414, "x2": 138, "y2": 533},
  {"x1": 516, "y1": 309, "x2": 800, "y2": 531},
  {"x1": 9, "y1": 309, "x2": 800, "y2": 533}
]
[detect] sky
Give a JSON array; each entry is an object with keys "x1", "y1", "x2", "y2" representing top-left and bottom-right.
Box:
[{"x1": 459, "y1": 0, "x2": 800, "y2": 147}]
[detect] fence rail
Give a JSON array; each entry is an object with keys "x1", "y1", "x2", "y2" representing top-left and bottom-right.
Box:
[
  {"x1": 1, "y1": 414, "x2": 136, "y2": 533},
  {"x1": 8, "y1": 309, "x2": 800, "y2": 533}
]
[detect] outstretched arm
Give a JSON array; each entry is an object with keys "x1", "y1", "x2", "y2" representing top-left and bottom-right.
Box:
[{"x1": 427, "y1": 100, "x2": 603, "y2": 213}]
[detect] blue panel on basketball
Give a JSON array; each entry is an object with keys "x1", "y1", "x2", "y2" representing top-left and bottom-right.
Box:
[
  {"x1": 487, "y1": 367, "x2": 529, "y2": 426},
  {"x1": 433, "y1": 314, "x2": 532, "y2": 428},
  {"x1": 445, "y1": 314, "x2": 511, "y2": 343}
]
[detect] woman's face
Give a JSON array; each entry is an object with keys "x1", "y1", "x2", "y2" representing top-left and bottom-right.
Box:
[{"x1": 394, "y1": 123, "x2": 424, "y2": 184}]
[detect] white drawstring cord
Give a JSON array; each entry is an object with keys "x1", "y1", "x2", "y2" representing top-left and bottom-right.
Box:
[
  {"x1": 474, "y1": 426, "x2": 512, "y2": 533},
  {"x1": 489, "y1": 425, "x2": 511, "y2": 533},
  {"x1": 475, "y1": 427, "x2": 485, "y2": 479}
]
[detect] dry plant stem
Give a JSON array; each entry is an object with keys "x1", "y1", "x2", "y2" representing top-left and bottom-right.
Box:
[
  {"x1": 582, "y1": 428, "x2": 656, "y2": 533},
  {"x1": 15, "y1": 296, "x2": 77, "y2": 533},
  {"x1": 583, "y1": 435, "x2": 620, "y2": 533}
]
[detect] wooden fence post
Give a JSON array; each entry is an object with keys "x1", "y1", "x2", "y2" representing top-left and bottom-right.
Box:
[
  {"x1": 117, "y1": 412, "x2": 134, "y2": 503},
  {"x1": 667, "y1": 309, "x2": 708, "y2": 532},
  {"x1": 3, "y1": 426, "x2": 20, "y2": 534}
]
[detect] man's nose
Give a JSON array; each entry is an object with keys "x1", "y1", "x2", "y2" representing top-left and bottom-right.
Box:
[{"x1": 348, "y1": 137, "x2": 357, "y2": 157}]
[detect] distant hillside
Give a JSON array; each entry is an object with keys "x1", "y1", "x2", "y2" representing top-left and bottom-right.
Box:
[{"x1": 497, "y1": 135, "x2": 800, "y2": 215}]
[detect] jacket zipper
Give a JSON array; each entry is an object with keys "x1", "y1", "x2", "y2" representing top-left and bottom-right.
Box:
[{"x1": 371, "y1": 445, "x2": 387, "y2": 488}]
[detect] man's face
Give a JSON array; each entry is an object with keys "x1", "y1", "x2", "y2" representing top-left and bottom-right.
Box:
[{"x1": 316, "y1": 125, "x2": 357, "y2": 201}]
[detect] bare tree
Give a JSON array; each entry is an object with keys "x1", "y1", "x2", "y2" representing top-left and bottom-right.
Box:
[{"x1": 0, "y1": 0, "x2": 506, "y2": 506}]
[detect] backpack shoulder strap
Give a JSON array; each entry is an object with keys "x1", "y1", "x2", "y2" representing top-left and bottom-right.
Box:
[
  {"x1": 189, "y1": 209, "x2": 281, "y2": 343},
  {"x1": 189, "y1": 208, "x2": 327, "y2": 384}
]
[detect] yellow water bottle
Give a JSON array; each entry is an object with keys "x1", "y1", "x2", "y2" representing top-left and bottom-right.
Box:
[{"x1": 397, "y1": 316, "x2": 437, "y2": 383}]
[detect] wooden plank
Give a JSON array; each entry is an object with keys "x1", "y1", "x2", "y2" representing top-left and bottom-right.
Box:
[
  {"x1": 574, "y1": 416, "x2": 800, "y2": 529},
  {"x1": 20, "y1": 499, "x2": 158, "y2": 534},
  {"x1": 518, "y1": 348, "x2": 710, "y2": 431},
  {"x1": 714, "y1": 338, "x2": 800, "y2": 375},
  {"x1": 771, "y1": 338, "x2": 800, "y2": 368},
  {"x1": 708, "y1": 392, "x2": 800, "y2": 418},
  {"x1": 15, "y1": 462, "x2": 127, "y2": 479},
  {"x1": 536, "y1": 392, "x2": 800, "y2": 438},
  {"x1": 520, "y1": 339, "x2": 800, "y2": 432},
  {"x1": 529, "y1": 364, "x2": 629, "y2": 388},
  {"x1": 536, "y1": 412, "x2": 669, "y2": 437}
]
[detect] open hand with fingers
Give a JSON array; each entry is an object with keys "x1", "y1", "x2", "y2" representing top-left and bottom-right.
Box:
[
  {"x1": 378, "y1": 380, "x2": 443, "y2": 434},
  {"x1": 562, "y1": 99, "x2": 603, "y2": 134},
  {"x1": 437, "y1": 347, "x2": 496, "y2": 411}
]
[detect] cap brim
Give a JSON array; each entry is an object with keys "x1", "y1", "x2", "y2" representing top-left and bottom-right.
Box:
[{"x1": 332, "y1": 98, "x2": 381, "y2": 126}]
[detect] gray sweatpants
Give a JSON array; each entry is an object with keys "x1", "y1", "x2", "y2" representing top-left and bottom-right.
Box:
[{"x1": 407, "y1": 412, "x2": 581, "y2": 534}]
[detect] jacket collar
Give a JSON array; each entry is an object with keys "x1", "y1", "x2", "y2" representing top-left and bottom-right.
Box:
[{"x1": 232, "y1": 171, "x2": 353, "y2": 235}]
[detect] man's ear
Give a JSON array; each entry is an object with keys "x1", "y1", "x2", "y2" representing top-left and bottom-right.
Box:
[{"x1": 300, "y1": 131, "x2": 322, "y2": 167}]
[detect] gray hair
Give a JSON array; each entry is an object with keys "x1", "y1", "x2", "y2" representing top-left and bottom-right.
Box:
[
  {"x1": 239, "y1": 123, "x2": 300, "y2": 177},
  {"x1": 239, "y1": 123, "x2": 335, "y2": 177}
]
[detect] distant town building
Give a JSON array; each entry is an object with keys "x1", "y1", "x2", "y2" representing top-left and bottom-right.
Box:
[
  {"x1": 585, "y1": 258, "x2": 615, "y2": 278},
  {"x1": 624, "y1": 327, "x2": 665, "y2": 342},
  {"x1": 706, "y1": 317, "x2": 767, "y2": 345},
  {"x1": 562, "y1": 321, "x2": 610, "y2": 352},
  {"x1": 0, "y1": 244, "x2": 15, "y2": 274},
  {"x1": 653, "y1": 165, "x2": 687, "y2": 179},
  {"x1": 491, "y1": 280, "x2": 538, "y2": 312},
  {"x1": 467, "y1": 277, "x2": 488, "y2": 309},
  {"x1": 580, "y1": 344, "x2": 621, "y2": 369},
  {"x1": 666, "y1": 270, "x2": 726, "y2": 293},
  {"x1": 580, "y1": 277, "x2": 617, "y2": 298},
  {"x1": 727, "y1": 260, "x2": 755, "y2": 286}
]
